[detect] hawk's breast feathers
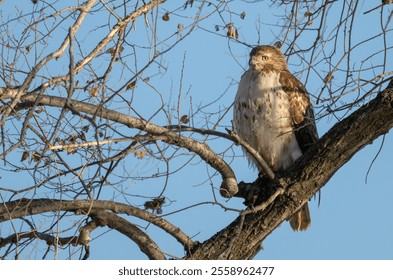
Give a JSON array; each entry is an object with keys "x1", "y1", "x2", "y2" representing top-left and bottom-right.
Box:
[{"x1": 233, "y1": 45, "x2": 318, "y2": 171}]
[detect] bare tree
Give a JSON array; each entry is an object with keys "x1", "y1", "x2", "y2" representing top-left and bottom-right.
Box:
[{"x1": 0, "y1": 0, "x2": 392, "y2": 259}]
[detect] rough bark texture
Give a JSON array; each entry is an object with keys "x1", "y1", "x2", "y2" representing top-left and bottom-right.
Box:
[{"x1": 186, "y1": 81, "x2": 393, "y2": 259}]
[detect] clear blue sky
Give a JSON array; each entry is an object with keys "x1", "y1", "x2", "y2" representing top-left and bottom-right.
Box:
[{"x1": 0, "y1": 1, "x2": 392, "y2": 260}]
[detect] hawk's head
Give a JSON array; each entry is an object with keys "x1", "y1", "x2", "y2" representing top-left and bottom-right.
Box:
[{"x1": 249, "y1": 45, "x2": 288, "y2": 72}]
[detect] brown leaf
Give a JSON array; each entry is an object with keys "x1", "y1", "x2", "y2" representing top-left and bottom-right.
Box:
[
  {"x1": 144, "y1": 197, "x2": 165, "y2": 213},
  {"x1": 66, "y1": 147, "x2": 77, "y2": 155},
  {"x1": 273, "y1": 41, "x2": 282, "y2": 48},
  {"x1": 180, "y1": 115, "x2": 190, "y2": 124},
  {"x1": 32, "y1": 152, "x2": 42, "y2": 162},
  {"x1": 227, "y1": 24, "x2": 238, "y2": 40},
  {"x1": 20, "y1": 151, "x2": 30, "y2": 162},
  {"x1": 162, "y1": 12, "x2": 170, "y2": 21},
  {"x1": 78, "y1": 132, "x2": 86, "y2": 141},
  {"x1": 35, "y1": 107, "x2": 45, "y2": 114},
  {"x1": 82, "y1": 125, "x2": 89, "y2": 132},
  {"x1": 106, "y1": 48, "x2": 116, "y2": 55},
  {"x1": 89, "y1": 87, "x2": 99, "y2": 97},
  {"x1": 68, "y1": 135, "x2": 77, "y2": 144},
  {"x1": 134, "y1": 149, "x2": 147, "y2": 159},
  {"x1": 126, "y1": 80, "x2": 137, "y2": 90},
  {"x1": 323, "y1": 72, "x2": 334, "y2": 84}
]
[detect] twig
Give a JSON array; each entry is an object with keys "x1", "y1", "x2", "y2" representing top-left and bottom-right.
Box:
[
  {"x1": 363, "y1": 4, "x2": 383, "y2": 15},
  {"x1": 48, "y1": 137, "x2": 149, "y2": 150},
  {"x1": 227, "y1": 128, "x2": 275, "y2": 180},
  {"x1": 241, "y1": 188, "x2": 284, "y2": 216}
]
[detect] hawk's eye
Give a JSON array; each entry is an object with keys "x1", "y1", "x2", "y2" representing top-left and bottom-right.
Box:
[{"x1": 261, "y1": 55, "x2": 268, "y2": 61}]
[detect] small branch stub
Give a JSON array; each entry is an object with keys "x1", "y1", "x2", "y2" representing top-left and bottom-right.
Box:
[{"x1": 219, "y1": 177, "x2": 238, "y2": 198}]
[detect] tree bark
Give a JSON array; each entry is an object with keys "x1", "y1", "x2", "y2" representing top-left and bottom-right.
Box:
[{"x1": 186, "y1": 81, "x2": 393, "y2": 259}]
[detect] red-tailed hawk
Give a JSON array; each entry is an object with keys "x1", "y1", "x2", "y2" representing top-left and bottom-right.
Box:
[{"x1": 233, "y1": 45, "x2": 318, "y2": 231}]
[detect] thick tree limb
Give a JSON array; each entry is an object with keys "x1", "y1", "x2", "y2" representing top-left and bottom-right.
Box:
[
  {"x1": 90, "y1": 210, "x2": 166, "y2": 260},
  {"x1": 0, "y1": 199, "x2": 194, "y2": 253},
  {"x1": 187, "y1": 81, "x2": 393, "y2": 259},
  {"x1": 0, "y1": 231, "x2": 79, "y2": 249},
  {"x1": 12, "y1": 93, "x2": 238, "y2": 196},
  {"x1": 0, "y1": 199, "x2": 167, "y2": 259}
]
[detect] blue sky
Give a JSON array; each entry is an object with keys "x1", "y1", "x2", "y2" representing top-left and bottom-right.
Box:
[{"x1": 0, "y1": 1, "x2": 392, "y2": 260}]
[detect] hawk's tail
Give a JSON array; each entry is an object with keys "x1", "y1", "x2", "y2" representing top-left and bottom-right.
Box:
[{"x1": 289, "y1": 202, "x2": 311, "y2": 231}]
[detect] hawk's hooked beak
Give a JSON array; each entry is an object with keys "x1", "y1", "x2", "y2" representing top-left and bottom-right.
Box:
[
  {"x1": 249, "y1": 56, "x2": 262, "y2": 69},
  {"x1": 249, "y1": 56, "x2": 257, "y2": 68}
]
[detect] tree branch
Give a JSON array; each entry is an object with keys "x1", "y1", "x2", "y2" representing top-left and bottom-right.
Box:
[
  {"x1": 0, "y1": 231, "x2": 78, "y2": 249},
  {"x1": 74, "y1": 0, "x2": 166, "y2": 74},
  {"x1": 90, "y1": 210, "x2": 166, "y2": 260},
  {"x1": 11, "y1": 93, "x2": 238, "y2": 196},
  {"x1": 0, "y1": 198, "x2": 195, "y2": 251},
  {"x1": 0, "y1": 0, "x2": 97, "y2": 126}
]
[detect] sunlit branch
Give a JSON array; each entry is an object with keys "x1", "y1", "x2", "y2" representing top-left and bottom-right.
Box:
[{"x1": 15, "y1": 93, "x2": 239, "y2": 197}]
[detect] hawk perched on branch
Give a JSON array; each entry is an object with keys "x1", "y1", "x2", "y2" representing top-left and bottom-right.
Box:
[{"x1": 233, "y1": 45, "x2": 318, "y2": 231}]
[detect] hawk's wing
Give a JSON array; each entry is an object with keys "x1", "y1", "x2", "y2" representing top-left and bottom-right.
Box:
[
  {"x1": 279, "y1": 71, "x2": 318, "y2": 153},
  {"x1": 280, "y1": 70, "x2": 318, "y2": 231}
]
